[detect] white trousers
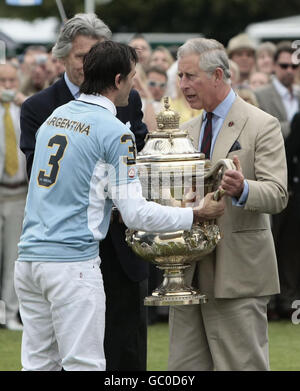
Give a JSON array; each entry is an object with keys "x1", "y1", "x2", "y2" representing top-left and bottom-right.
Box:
[{"x1": 14, "y1": 257, "x2": 106, "y2": 371}]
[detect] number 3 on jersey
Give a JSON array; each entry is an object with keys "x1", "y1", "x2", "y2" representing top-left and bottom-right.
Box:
[
  {"x1": 38, "y1": 134, "x2": 68, "y2": 188},
  {"x1": 120, "y1": 134, "x2": 136, "y2": 165}
]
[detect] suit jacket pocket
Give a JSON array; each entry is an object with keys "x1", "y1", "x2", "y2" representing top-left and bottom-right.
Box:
[
  {"x1": 230, "y1": 208, "x2": 270, "y2": 232},
  {"x1": 227, "y1": 148, "x2": 249, "y2": 159},
  {"x1": 232, "y1": 228, "x2": 268, "y2": 234},
  {"x1": 227, "y1": 148, "x2": 255, "y2": 178}
]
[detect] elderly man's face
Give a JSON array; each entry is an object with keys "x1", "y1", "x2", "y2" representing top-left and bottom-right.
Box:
[
  {"x1": 63, "y1": 34, "x2": 99, "y2": 86},
  {"x1": 178, "y1": 53, "x2": 215, "y2": 111}
]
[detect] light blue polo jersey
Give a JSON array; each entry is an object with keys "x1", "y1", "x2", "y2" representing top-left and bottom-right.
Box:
[{"x1": 18, "y1": 98, "x2": 138, "y2": 262}]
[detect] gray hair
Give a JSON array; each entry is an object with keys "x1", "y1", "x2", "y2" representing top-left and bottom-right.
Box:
[
  {"x1": 177, "y1": 38, "x2": 231, "y2": 83},
  {"x1": 52, "y1": 13, "x2": 112, "y2": 59}
]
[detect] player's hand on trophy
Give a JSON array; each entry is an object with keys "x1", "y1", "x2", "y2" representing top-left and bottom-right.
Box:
[
  {"x1": 220, "y1": 155, "x2": 244, "y2": 198},
  {"x1": 192, "y1": 191, "x2": 225, "y2": 223}
]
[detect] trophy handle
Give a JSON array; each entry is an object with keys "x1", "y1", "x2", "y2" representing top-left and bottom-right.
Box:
[{"x1": 204, "y1": 158, "x2": 237, "y2": 201}]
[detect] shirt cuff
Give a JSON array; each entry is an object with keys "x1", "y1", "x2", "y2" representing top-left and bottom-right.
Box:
[
  {"x1": 180, "y1": 207, "x2": 194, "y2": 230},
  {"x1": 232, "y1": 180, "x2": 249, "y2": 207}
]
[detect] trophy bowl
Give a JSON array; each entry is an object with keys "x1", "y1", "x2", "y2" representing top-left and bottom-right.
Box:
[
  {"x1": 126, "y1": 224, "x2": 221, "y2": 305},
  {"x1": 126, "y1": 98, "x2": 235, "y2": 306}
]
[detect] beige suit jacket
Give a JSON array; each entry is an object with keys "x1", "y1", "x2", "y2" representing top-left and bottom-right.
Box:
[{"x1": 181, "y1": 96, "x2": 288, "y2": 298}]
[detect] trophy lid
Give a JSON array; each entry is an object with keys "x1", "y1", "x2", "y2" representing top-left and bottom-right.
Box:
[
  {"x1": 138, "y1": 96, "x2": 204, "y2": 161},
  {"x1": 156, "y1": 97, "x2": 181, "y2": 133}
]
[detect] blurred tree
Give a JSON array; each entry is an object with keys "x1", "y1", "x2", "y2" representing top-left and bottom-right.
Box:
[
  {"x1": 0, "y1": 0, "x2": 300, "y2": 45},
  {"x1": 98, "y1": 0, "x2": 300, "y2": 45}
]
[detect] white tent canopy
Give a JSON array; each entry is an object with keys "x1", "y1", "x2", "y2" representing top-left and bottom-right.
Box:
[
  {"x1": 0, "y1": 17, "x2": 60, "y2": 45},
  {"x1": 246, "y1": 15, "x2": 300, "y2": 44}
]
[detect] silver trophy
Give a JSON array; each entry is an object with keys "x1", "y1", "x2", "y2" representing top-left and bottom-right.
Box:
[{"x1": 126, "y1": 98, "x2": 235, "y2": 306}]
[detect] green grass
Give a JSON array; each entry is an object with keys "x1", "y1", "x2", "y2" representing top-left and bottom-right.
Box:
[
  {"x1": 1, "y1": 321, "x2": 300, "y2": 371},
  {"x1": 147, "y1": 322, "x2": 169, "y2": 371},
  {"x1": 147, "y1": 320, "x2": 300, "y2": 371},
  {"x1": 268, "y1": 321, "x2": 300, "y2": 371},
  {"x1": 0, "y1": 329, "x2": 22, "y2": 371}
]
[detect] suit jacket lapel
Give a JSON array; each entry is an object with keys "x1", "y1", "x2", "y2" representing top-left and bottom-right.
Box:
[
  {"x1": 58, "y1": 77, "x2": 75, "y2": 103},
  {"x1": 188, "y1": 115, "x2": 203, "y2": 148},
  {"x1": 211, "y1": 96, "x2": 248, "y2": 163}
]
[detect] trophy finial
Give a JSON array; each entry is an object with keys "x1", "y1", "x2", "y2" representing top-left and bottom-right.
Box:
[
  {"x1": 164, "y1": 96, "x2": 170, "y2": 110},
  {"x1": 156, "y1": 96, "x2": 180, "y2": 131}
]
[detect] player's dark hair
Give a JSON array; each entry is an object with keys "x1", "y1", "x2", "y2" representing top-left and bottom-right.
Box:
[{"x1": 80, "y1": 41, "x2": 138, "y2": 95}]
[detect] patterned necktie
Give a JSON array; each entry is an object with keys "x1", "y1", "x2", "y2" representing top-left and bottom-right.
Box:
[
  {"x1": 3, "y1": 102, "x2": 19, "y2": 176},
  {"x1": 201, "y1": 112, "x2": 213, "y2": 159}
]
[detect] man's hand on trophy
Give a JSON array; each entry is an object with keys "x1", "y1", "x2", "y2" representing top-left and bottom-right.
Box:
[
  {"x1": 192, "y1": 192, "x2": 225, "y2": 223},
  {"x1": 220, "y1": 155, "x2": 244, "y2": 198}
]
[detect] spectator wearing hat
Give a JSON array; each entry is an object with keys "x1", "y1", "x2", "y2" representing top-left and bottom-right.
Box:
[{"x1": 227, "y1": 33, "x2": 256, "y2": 86}]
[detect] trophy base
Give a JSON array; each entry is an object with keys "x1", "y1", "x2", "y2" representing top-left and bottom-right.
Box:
[
  {"x1": 144, "y1": 264, "x2": 207, "y2": 306},
  {"x1": 144, "y1": 293, "x2": 207, "y2": 306}
]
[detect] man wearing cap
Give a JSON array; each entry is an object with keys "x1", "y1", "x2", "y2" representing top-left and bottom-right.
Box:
[{"x1": 227, "y1": 33, "x2": 256, "y2": 86}]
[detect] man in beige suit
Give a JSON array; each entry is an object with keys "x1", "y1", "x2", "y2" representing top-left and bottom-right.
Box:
[{"x1": 168, "y1": 38, "x2": 288, "y2": 371}]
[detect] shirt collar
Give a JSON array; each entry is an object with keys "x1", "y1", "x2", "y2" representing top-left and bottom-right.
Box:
[
  {"x1": 203, "y1": 88, "x2": 236, "y2": 120},
  {"x1": 273, "y1": 76, "x2": 295, "y2": 98},
  {"x1": 64, "y1": 72, "x2": 80, "y2": 99},
  {"x1": 77, "y1": 93, "x2": 117, "y2": 116}
]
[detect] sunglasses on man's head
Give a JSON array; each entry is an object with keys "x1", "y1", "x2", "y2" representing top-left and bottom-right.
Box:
[
  {"x1": 278, "y1": 63, "x2": 298, "y2": 70},
  {"x1": 148, "y1": 80, "x2": 166, "y2": 88}
]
